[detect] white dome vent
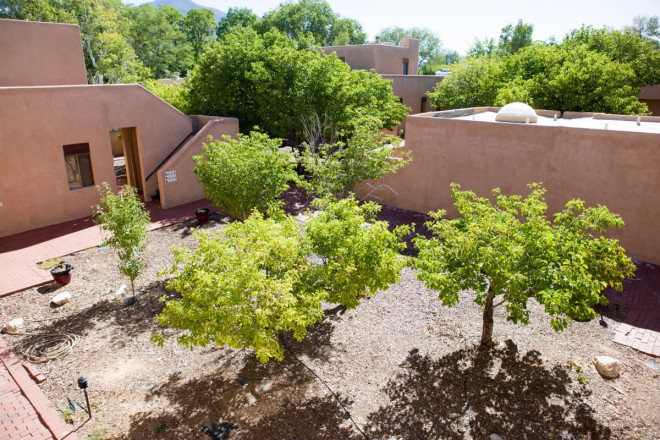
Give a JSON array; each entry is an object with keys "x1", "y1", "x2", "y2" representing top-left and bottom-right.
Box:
[{"x1": 495, "y1": 102, "x2": 537, "y2": 123}]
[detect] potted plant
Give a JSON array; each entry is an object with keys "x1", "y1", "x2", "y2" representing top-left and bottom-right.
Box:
[
  {"x1": 50, "y1": 262, "x2": 73, "y2": 286},
  {"x1": 195, "y1": 207, "x2": 210, "y2": 224}
]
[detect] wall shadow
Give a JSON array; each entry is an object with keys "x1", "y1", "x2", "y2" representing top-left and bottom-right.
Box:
[{"x1": 365, "y1": 340, "x2": 611, "y2": 440}]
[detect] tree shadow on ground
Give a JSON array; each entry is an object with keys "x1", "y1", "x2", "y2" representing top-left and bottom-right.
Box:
[
  {"x1": 16, "y1": 280, "x2": 170, "y2": 348},
  {"x1": 366, "y1": 340, "x2": 611, "y2": 440},
  {"x1": 280, "y1": 305, "x2": 344, "y2": 361},
  {"x1": 121, "y1": 351, "x2": 360, "y2": 440}
]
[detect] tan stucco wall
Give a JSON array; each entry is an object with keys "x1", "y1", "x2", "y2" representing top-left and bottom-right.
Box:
[
  {"x1": 362, "y1": 113, "x2": 660, "y2": 264},
  {"x1": 157, "y1": 118, "x2": 240, "y2": 209},
  {"x1": 0, "y1": 19, "x2": 87, "y2": 86},
  {"x1": 381, "y1": 75, "x2": 443, "y2": 132},
  {"x1": 0, "y1": 85, "x2": 193, "y2": 237},
  {"x1": 322, "y1": 39, "x2": 419, "y2": 75}
]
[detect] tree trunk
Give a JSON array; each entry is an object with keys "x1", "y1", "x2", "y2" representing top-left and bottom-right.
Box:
[{"x1": 480, "y1": 287, "x2": 495, "y2": 348}]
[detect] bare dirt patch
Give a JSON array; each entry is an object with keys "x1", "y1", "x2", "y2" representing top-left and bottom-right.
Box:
[{"x1": 1, "y1": 213, "x2": 659, "y2": 439}]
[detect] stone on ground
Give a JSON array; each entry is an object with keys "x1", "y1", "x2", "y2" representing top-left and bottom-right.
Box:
[{"x1": 593, "y1": 356, "x2": 621, "y2": 378}]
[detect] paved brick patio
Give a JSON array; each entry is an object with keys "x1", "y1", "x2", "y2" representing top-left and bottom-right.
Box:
[
  {"x1": 606, "y1": 261, "x2": 660, "y2": 357},
  {"x1": 0, "y1": 338, "x2": 77, "y2": 440},
  {"x1": 0, "y1": 199, "x2": 215, "y2": 297}
]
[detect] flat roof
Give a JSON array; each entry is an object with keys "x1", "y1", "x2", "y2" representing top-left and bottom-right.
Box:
[{"x1": 425, "y1": 109, "x2": 660, "y2": 135}]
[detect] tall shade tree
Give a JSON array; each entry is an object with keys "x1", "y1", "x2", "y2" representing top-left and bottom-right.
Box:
[
  {"x1": 564, "y1": 26, "x2": 660, "y2": 87},
  {"x1": 496, "y1": 43, "x2": 649, "y2": 114},
  {"x1": 498, "y1": 19, "x2": 534, "y2": 54},
  {"x1": 258, "y1": 0, "x2": 365, "y2": 46},
  {"x1": 183, "y1": 8, "x2": 216, "y2": 62},
  {"x1": 123, "y1": 4, "x2": 189, "y2": 78},
  {"x1": 428, "y1": 55, "x2": 504, "y2": 109},
  {"x1": 216, "y1": 7, "x2": 258, "y2": 38},
  {"x1": 193, "y1": 131, "x2": 298, "y2": 220},
  {"x1": 429, "y1": 41, "x2": 651, "y2": 115},
  {"x1": 625, "y1": 14, "x2": 660, "y2": 47},
  {"x1": 183, "y1": 27, "x2": 408, "y2": 140},
  {"x1": 413, "y1": 183, "x2": 635, "y2": 348},
  {"x1": 155, "y1": 197, "x2": 408, "y2": 362}
]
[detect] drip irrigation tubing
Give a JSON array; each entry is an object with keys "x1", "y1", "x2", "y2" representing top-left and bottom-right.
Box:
[
  {"x1": 227, "y1": 346, "x2": 369, "y2": 440},
  {"x1": 9, "y1": 332, "x2": 81, "y2": 363},
  {"x1": 285, "y1": 346, "x2": 370, "y2": 440}
]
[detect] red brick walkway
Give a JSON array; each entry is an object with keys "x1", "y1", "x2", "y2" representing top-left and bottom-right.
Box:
[
  {"x1": 605, "y1": 261, "x2": 660, "y2": 357},
  {"x1": 0, "y1": 199, "x2": 214, "y2": 297},
  {"x1": 0, "y1": 338, "x2": 76, "y2": 440}
]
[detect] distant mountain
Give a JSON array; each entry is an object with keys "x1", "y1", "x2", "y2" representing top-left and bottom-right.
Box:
[{"x1": 140, "y1": 0, "x2": 226, "y2": 22}]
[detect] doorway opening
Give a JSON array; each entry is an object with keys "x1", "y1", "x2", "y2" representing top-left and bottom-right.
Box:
[{"x1": 109, "y1": 127, "x2": 143, "y2": 196}]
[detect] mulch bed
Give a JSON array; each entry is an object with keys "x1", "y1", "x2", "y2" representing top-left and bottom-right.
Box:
[{"x1": 0, "y1": 196, "x2": 659, "y2": 439}]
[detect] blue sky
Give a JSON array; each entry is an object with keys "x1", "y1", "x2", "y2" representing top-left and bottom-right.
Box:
[{"x1": 128, "y1": 0, "x2": 659, "y2": 54}]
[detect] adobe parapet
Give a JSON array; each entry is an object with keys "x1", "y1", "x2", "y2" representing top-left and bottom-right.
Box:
[
  {"x1": 0, "y1": 19, "x2": 87, "y2": 86},
  {"x1": 420, "y1": 106, "x2": 660, "y2": 134}
]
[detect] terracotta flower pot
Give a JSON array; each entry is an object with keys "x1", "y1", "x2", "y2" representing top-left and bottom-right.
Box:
[
  {"x1": 195, "y1": 208, "x2": 210, "y2": 224},
  {"x1": 50, "y1": 263, "x2": 73, "y2": 286}
]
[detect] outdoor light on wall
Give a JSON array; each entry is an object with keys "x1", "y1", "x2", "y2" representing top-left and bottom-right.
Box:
[{"x1": 77, "y1": 376, "x2": 92, "y2": 417}]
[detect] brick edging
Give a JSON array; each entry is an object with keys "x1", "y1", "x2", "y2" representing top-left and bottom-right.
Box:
[{"x1": 0, "y1": 336, "x2": 78, "y2": 440}]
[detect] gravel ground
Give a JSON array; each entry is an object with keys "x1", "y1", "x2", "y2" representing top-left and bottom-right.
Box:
[{"x1": 1, "y1": 213, "x2": 659, "y2": 440}]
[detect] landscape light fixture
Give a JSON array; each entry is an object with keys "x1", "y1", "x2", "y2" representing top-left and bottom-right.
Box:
[{"x1": 77, "y1": 376, "x2": 92, "y2": 417}]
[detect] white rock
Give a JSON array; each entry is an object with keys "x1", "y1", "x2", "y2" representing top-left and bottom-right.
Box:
[
  {"x1": 4, "y1": 318, "x2": 24, "y2": 333},
  {"x1": 115, "y1": 284, "x2": 128, "y2": 297},
  {"x1": 51, "y1": 291, "x2": 72, "y2": 306},
  {"x1": 489, "y1": 435, "x2": 504, "y2": 440},
  {"x1": 593, "y1": 356, "x2": 621, "y2": 378}
]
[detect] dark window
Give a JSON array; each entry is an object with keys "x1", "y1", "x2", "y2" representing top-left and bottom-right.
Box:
[
  {"x1": 63, "y1": 143, "x2": 94, "y2": 189},
  {"x1": 402, "y1": 59, "x2": 409, "y2": 75},
  {"x1": 339, "y1": 56, "x2": 345, "y2": 62}
]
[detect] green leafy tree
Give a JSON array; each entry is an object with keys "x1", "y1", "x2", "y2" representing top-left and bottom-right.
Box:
[
  {"x1": 155, "y1": 212, "x2": 324, "y2": 362},
  {"x1": 625, "y1": 14, "x2": 660, "y2": 47},
  {"x1": 184, "y1": 27, "x2": 408, "y2": 140},
  {"x1": 143, "y1": 80, "x2": 187, "y2": 112},
  {"x1": 430, "y1": 41, "x2": 650, "y2": 115},
  {"x1": 329, "y1": 17, "x2": 366, "y2": 45},
  {"x1": 413, "y1": 183, "x2": 635, "y2": 348},
  {"x1": 378, "y1": 26, "x2": 444, "y2": 68},
  {"x1": 564, "y1": 26, "x2": 660, "y2": 87},
  {"x1": 183, "y1": 8, "x2": 216, "y2": 62},
  {"x1": 94, "y1": 184, "x2": 151, "y2": 297},
  {"x1": 498, "y1": 19, "x2": 534, "y2": 54},
  {"x1": 259, "y1": 0, "x2": 365, "y2": 46},
  {"x1": 300, "y1": 118, "x2": 411, "y2": 200},
  {"x1": 216, "y1": 7, "x2": 259, "y2": 38},
  {"x1": 304, "y1": 197, "x2": 409, "y2": 309},
  {"x1": 123, "y1": 4, "x2": 189, "y2": 78},
  {"x1": 428, "y1": 55, "x2": 504, "y2": 109},
  {"x1": 467, "y1": 37, "x2": 498, "y2": 57},
  {"x1": 419, "y1": 49, "x2": 460, "y2": 75},
  {"x1": 193, "y1": 131, "x2": 297, "y2": 220},
  {"x1": 155, "y1": 197, "x2": 407, "y2": 362},
  {"x1": 495, "y1": 43, "x2": 649, "y2": 114}
]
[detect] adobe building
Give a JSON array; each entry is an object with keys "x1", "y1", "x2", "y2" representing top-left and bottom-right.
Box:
[
  {"x1": 362, "y1": 104, "x2": 660, "y2": 264},
  {"x1": 639, "y1": 84, "x2": 660, "y2": 115},
  {"x1": 0, "y1": 19, "x2": 238, "y2": 238},
  {"x1": 322, "y1": 38, "x2": 443, "y2": 132}
]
